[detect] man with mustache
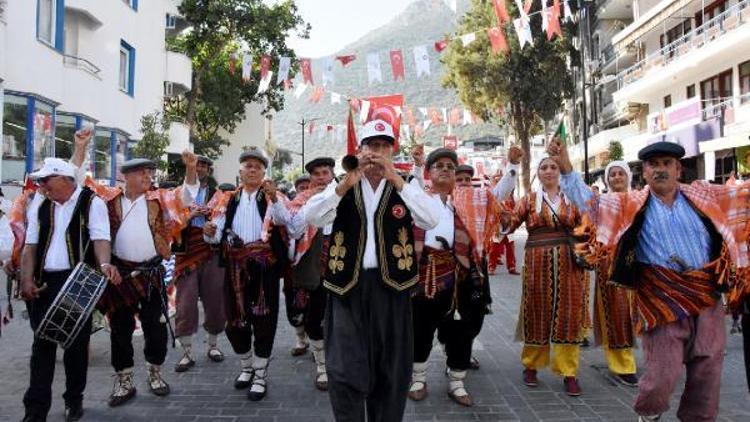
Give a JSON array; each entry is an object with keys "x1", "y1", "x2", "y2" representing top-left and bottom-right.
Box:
[{"x1": 549, "y1": 139, "x2": 750, "y2": 421}]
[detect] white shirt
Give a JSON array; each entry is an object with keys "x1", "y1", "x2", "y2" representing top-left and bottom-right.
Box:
[
  {"x1": 114, "y1": 182, "x2": 198, "y2": 262},
  {"x1": 205, "y1": 189, "x2": 288, "y2": 244},
  {"x1": 424, "y1": 197, "x2": 455, "y2": 250},
  {"x1": 26, "y1": 185, "x2": 111, "y2": 271},
  {"x1": 282, "y1": 203, "x2": 333, "y2": 240},
  {"x1": 304, "y1": 178, "x2": 441, "y2": 269}
]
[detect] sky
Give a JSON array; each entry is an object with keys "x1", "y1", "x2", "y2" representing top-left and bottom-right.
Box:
[{"x1": 286, "y1": 0, "x2": 417, "y2": 58}]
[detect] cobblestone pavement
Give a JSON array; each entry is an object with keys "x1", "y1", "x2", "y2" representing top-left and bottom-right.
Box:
[{"x1": 1, "y1": 236, "x2": 750, "y2": 421}]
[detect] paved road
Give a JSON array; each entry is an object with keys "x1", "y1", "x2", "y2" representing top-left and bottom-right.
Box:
[{"x1": 1, "y1": 235, "x2": 749, "y2": 421}]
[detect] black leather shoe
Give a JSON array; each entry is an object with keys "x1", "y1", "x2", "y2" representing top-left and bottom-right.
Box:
[
  {"x1": 65, "y1": 404, "x2": 84, "y2": 422},
  {"x1": 21, "y1": 413, "x2": 46, "y2": 422}
]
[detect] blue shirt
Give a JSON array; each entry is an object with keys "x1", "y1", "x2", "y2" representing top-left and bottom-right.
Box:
[
  {"x1": 560, "y1": 172, "x2": 711, "y2": 271},
  {"x1": 190, "y1": 186, "x2": 208, "y2": 228}
]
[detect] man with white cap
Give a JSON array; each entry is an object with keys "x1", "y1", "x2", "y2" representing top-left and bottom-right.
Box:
[
  {"x1": 304, "y1": 119, "x2": 440, "y2": 421},
  {"x1": 20, "y1": 157, "x2": 119, "y2": 422}
]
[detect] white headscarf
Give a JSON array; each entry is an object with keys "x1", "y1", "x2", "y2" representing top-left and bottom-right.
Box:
[
  {"x1": 604, "y1": 160, "x2": 632, "y2": 191},
  {"x1": 534, "y1": 156, "x2": 565, "y2": 214}
]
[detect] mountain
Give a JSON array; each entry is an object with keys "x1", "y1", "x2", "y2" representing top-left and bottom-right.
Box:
[{"x1": 273, "y1": 0, "x2": 501, "y2": 164}]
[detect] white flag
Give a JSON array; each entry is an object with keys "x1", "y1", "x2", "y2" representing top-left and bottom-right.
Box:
[
  {"x1": 360, "y1": 100, "x2": 371, "y2": 123},
  {"x1": 564, "y1": 0, "x2": 573, "y2": 23},
  {"x1": 460, "y1": 33, "x2": 476, "y2": 47},
  {"x1": 242, "y1": 54, "x2": 253, "y2": 82},
  {"x1": 419, "y1": 107, "x2": 429, "y2": 118},
  {"x1": 294, "y1": 83, "x2": 308, "y2": 99},
  {"x1": 331, "y1": 92, "x2": 342, "y2": 104},
  {"x1": 321, "y1": 56, "x2": 335, "y2": 86},
  {"x1": 413, "y1": 45, "x2": 431, "y2": 77},
  {"x1": 463, "y1": 109, "x2": 473, "y2": 125},
  {"x1": 257, "y1": 71, "x2": 274, "y2": 94},
  {"x1": 423, "y1": 120, "x2": 432, "y2": 131},
  {"x1": 277, "y1": 57, "x2": 291, "y2": 84},
  {"x1": 514, "y1": 17, "x2": 534, "y2": 49},
  {"x1": 542, "y1": 3, "x2": 550, "y2": 32},
  {"x1": 367, "y1": 53, "x2": 382, "y2": 84}
]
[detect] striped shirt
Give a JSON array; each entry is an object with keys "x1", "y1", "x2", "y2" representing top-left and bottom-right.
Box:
[{"x1": 561, "y1": 171, "x2": 711, "y2": 271}]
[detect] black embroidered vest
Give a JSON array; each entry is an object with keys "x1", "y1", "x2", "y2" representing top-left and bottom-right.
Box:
[
  {"x1": 324, "y1": 181, "x2": 417, "y2": 296},
  {"x1": 34, "y1": 188, "x2": 98, "y2": 280},
  {"x1": 610, "y1": 194, "x2": 724, "y2": 288},
  {"x1": 218, "y1": 188, "x2": 288, "y2": 266}
]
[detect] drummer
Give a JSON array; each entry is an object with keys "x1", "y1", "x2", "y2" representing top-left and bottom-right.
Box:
[
  {"x1": 19, "y1": 158, "x2": 119, "y2": 422},
  {"x1": 100, "y1": 152, "x2": 199, "y2": 407}
]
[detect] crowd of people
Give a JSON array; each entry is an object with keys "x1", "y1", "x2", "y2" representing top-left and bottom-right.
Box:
[{"x1": 2, "y1": 120, "x2": 750, "y2": 422}]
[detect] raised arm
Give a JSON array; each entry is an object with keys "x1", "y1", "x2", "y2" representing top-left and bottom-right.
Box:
[{"x1": 492, "y1": 146, "x2": 523, "y2": 202}]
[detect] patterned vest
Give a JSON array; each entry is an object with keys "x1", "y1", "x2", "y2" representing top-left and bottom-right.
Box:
[
  {"x1": 324, "y1": 181, "x2": 417, "y2": 296},
  {"x1": 107, "y1": 192, "x2": 172, "y2": 260},
  {"x1": 34, "y1": 188, "x2": 97, "y2": 280},
  {"x1": 172, "y1": 185, "x2": 216, "y2": 254}
]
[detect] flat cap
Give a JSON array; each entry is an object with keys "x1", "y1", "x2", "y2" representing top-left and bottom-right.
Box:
[
  {"x1": 294, "y1": 174, "x2": 311, "y2": 187},
  {"x1": 218, "y1": 183, "x2": 236, "y2": 192},
  {"x1": 197, "y1": 155, "x2": 213, "y2": 166},
  {"x1": 638, "y1": 141, "x2": 685, "y2": 161},
  {"x1": 239, "y1": 148, "x2": 269, "y2": 167},
  {"x1": 121, "y1": 158, "x2": 157, "y2": 174},
  {"x1": 426, "y1": 148, "x2": 458, "y2": 170},
  {"x1": 305, "y1": 157, "x2": 335, "y2": 174},
  {"x1": 455, "y1": 164, "x2": 475, "y2": 176}
]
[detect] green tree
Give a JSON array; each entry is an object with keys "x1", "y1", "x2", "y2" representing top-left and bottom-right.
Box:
[
  {"x1": 131, "y1": 112, "x2": 171, "y2": 171},
  {"x1": 442, "y1": 0, "x2": 576, "y2": 191},
  {"x1": 607, "y1": 140, "x2": 624, "y2": 163},
  {"x1": 166, "y1": 0, "x2": 310, "y2": 159}
]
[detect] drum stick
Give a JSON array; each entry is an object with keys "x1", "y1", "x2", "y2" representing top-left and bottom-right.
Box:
[{"x1": 37, "y1": 283, "x2": 48, "y2": 292}]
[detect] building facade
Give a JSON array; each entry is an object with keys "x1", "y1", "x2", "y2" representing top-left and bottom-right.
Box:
[
  {"x1": 571, "y1": 0, "x2": 750, "y2": 185},
  {"x1": 0, "y1": 0, "x2": 192, "y2": 189}
]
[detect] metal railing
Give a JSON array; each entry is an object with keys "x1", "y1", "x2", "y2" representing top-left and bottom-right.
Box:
[
  {"x1": 599, "y1": 45, "x2": 617, "y2": 67},
  {"x1": 617, "y1": 0, "x2": 750, "y2": 89},
  {"x1": 63, "y1": 54, "x2": 101, "y2": 76},
  {"x1": 702, "y1": 98, "x2": 735, "y2": 121}
]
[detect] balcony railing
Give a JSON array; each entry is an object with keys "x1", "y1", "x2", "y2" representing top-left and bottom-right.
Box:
[
  {"x1": 599, "y1": 45, "x2": 617, "y2": 68},
  {"x1": 63, "y1": 54, "x2": 101, "y2": 77},
  {"x1": 702, "y1": 98, "x2": 734, "y2": 121},
  {"x1": 617, "y1": 0, "x2": 750, "y2": 89}
]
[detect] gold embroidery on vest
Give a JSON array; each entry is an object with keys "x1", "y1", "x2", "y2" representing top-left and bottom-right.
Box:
[
  {"x1": 392, "y1": 227, "x2": 414, "y2": 271},
  {"x1": 328, "y1": 231, "x2": 347, "y2": 274}
]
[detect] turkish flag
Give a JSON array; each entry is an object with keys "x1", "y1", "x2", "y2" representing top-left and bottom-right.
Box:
[
  {"x1": 491, "y1": 0, "x2": 510, "y2": 24},
  {"x1": 336, "y1": 55, "x2": 357, "y2": 67},
  {"x1": 390, "y1": 50, "x2": 405, "y2": 81},
  {"x1": 548, "y1": 0, "x2": 563, "y2": 40},
  {"x1": 449, "y1": 107, "x2": 462, "y2": 125},
  {"x1": 346, "y1": 108, "x2": 358, "y2": 155},
  {"x1": 488, "y1": 27, "x2": 509, "y2": 54},
  {"x1": 309, "y1": 86, "x2": 325, "y2": 103},
  {"x1": 308, "y1": 120, "x2": 316, "y2": 135},
  {"x1": 429, "y1": 108, "x2": 443, "y2": 125},
  {"x1": 434, "y1": 39, "x2": 448, "y2": 53},
  {"x1": 260, "y1": 55, "x2": 271, "y2": 80},
  {"x1": 405, "y1": 107, "x2": 416, "y2": 127},
  {"x1": 300, "y1": 58, "x2": 314, "y2": 85},
  {"x1": 364, "y1": 94, "x2": 404, "y2": 151}
]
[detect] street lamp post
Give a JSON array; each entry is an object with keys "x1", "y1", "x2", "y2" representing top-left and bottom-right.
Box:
[
  {"x1": 298, "y1": 117, "x2": 320, "y2": 172},
  {"x1": 578, "y1": 0, "x2": 591, "y2": 184}
]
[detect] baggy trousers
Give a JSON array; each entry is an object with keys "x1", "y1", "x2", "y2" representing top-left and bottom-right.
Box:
[
  {"x1": 325, "y1": 269, "x2": 412, "y2": 422},
  {"x1": 634, "y1": 301, "x2": 726, "y2": 421},
  {"x1": 109, "y1": 286, "x2": 168, "y2": 371},
  {"x1": 24, "y1": 270, "x2": 92, "y2": 418},
  {"x1": 175, "y1": 254, "x2": 226, "y2": 338},
  {"x1": 284, "y1": 283, "x2": 327, "y2": 341}
]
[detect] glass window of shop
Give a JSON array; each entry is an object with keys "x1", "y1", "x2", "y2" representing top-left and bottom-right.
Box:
[
  {"x1": 114, "y1": 132, "x2": 128, "y2": 184},
  {"x1": 32, "y1": 101, "x2": 55, "y2": 170},
  {"x1": 2, "y1": 94, "x2": 29, "y2": 183},
  {"x1": 55, "y1": 114, "x2": 76, "y2": 160},
  {"x1": 740, "y1": 60, "x2": 750, "y2": 104},
  {"x1": 93, "y1": 129, "x2": 112, "y2": 182}
]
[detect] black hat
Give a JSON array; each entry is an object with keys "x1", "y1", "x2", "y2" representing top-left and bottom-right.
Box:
[
  {"x1": 638, "y1": 142, "x2": 685, "y2": 161},
  {"x1": 197, "y1": 155, "x2": 213, "y2": 166},
  {"x1": 455, "y1": 164, "x2": 475, "y2": 177},
  {"x1": 294, "y1": 175, "x2": 311, "y2": 188},
  {"x1": 218, "y1": 183, "x2": 236, "y2": 192},
  {"x1": 305, "y1": 157, "x2": 335, "y2": 174},
  {"x1": 121, "y1": 158, "x2": 157, "y2": 174},
  {"x1": 239, "y1": 148, "x2": 269, "y2": 167},
  {"x1": 426, "y1": 148, "x2": 458, "y2": 170}
]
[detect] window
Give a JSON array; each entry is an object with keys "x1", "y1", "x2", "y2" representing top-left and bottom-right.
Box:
[
  {"x1": 701, "y1": 69, "x2": 733, "y2": 118},
  {"x1": 664, "y1": 95, "x2": 672, "y2": 108},
  {"x1": 54, "y1": 114, "x2": 76, "y2": 160},
  {"x1": 119, "y1": 40, "x2": 135, "y2": 96},
  {"x1": 714, "y1": 154, "x2": 736, "y2": 184},
  {"x1": 93, "y1": 130, "x2": 112, "y2": 181},
  {"x1": 122, "y1": 0, "x2": 138, "y2": 11},
  {"x1": 2, "y1": 95, "x2": 30, "y2": 183},
  {"x1": 114, "y1": 133, "x2": 129, "y2": 183},
  {"x1": 687, "y1": 84, "x2": 696, "y2": 99},
  {"x1": 37, "y1": 0, "x2": 63, "y2": 50},
  {"x1": 740, "y1": 60, "x2": 750, "y2": 104},
  {"x1": 659, "y1": 19, "x2": 691, "y2": 50},
  {"x1": 32, "y1": 102, "x2": 55, "y2": 170},
  {"x1": 696, "y1": 0, "x2": 728, "y2": 27}
]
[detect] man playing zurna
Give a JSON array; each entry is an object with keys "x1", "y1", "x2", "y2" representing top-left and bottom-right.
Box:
[
  {"x1": 550, "y1": 138, "x2": 750, "y2": 421},
  {"x1": 203, "y1": 148, "x2": 290, "y2": 401},
  {"x1": 304, "y1": 120, "x2": 440, "y2": 421}
]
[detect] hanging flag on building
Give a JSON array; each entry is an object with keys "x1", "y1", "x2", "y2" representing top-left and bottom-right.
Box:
[
  {"x1": 390, "y1": 50, "x2": 406, "y2": 81},
  {"x1": 308, "y1": 120, "x2": 316, "y2": 135},
  {"x1": 260, "y1": 55, "x2": 271, "y2": 80},
  {"x1": 548, "y1": 0, "x2": 563, "y2": 40},
  {"x1": 434, "y1": 39, "x2": 449, "y2": 53},
  {"x1": 414, "y1": 45, "x2": 431, "y2": 77},
  {"x1": 463, "y1": 108, "x2": 473, "y2": 125},
  {"x1": 331, "y1": 92, "x2": 342, "y2": 104},
  {"x1": 309, "y1": 86, "x2": 325, "y2": 103},
  {"x1": 491, "y1": 0, "x2": 510, "y2": 24},
  {"x1": 294, "y1": 83, "x2": 308, "y2": 98},
  {"x1": 367, "y1": 53, "x2": 383, "y2": 84},
  {"x1": 322, "y1": 56, "x2": 335, "y2": 86},
  {"x1": 277, "y1": 57, "x2": 291, "y2": 86},
  {"x1": 487, "y1": 27, "x2": 509, "y2": 54},
  {"x1": 300, "y1": 58, "x2": 314, "y2": 85},
  {"x1": 336, "y1": 54, "x2": 357, "y2": 67},
  {"x1": 449, "y1": 107, "x2": 462, "y2": 126},
  {"x1": 241, "y1": 54, "x2": 253, "y2": 83},
  {"x1": 514, "y1": 16, "x2": 534, "y2": 49},
  {"x1": 461, "y1": 32, "x2": 477, "y2": 47}
]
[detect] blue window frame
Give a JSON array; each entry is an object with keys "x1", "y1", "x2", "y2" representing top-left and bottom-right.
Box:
[
  {"x1": 122, "y1": 0, "x2": 138, "y2": 11},
  {"x1": 119, "y1": 40, "x2": 136, "y2": 96},
  {"x1": 36, "y1": 0, "x2": 64, "y2": 52}
]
